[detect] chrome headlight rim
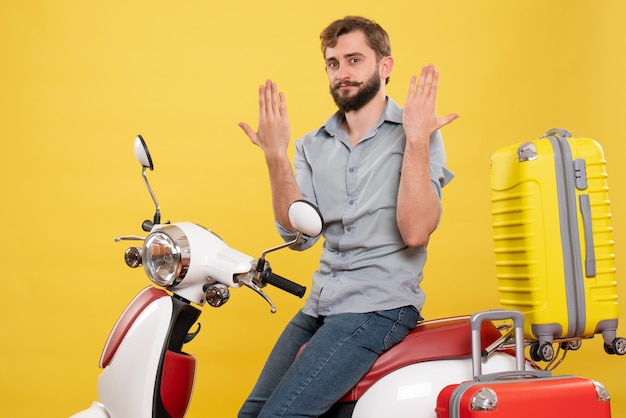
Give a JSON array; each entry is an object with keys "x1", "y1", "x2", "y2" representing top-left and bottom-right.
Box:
[{"x1": 143, "y1": 225, "x2": 191, "y2": 288}]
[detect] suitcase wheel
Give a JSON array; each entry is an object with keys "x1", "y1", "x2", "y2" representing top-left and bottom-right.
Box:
[
  {"x1": 530, "y1": 341, "x2": 555, "y2": 362},
  {"x1": 604, "y1": 337, "x2": 626, "y2": 356},
  {"x1": 560, "y1": 339, "x2": 582, "y2": 351}
]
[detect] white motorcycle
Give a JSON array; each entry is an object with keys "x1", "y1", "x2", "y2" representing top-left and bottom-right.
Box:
[{"x1": 72, "y1": 135, "x2": 609, "y2": 418}]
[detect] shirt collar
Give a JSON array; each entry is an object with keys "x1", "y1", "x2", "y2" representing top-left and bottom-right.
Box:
[{"x1": 320, "y1": 97, "x2": 403, "y2": 137}]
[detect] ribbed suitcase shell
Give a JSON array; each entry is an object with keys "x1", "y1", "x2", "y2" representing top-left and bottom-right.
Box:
[{"x1": 490, "y1": 129, "x2": 618, "y2": 347}]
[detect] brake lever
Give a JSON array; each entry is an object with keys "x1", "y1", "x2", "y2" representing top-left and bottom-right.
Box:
[{"x1": 237, "y1": 273, "x2": 277, "y2": 314}]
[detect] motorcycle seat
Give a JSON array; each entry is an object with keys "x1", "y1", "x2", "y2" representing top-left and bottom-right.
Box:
[{"x1": 338, "y1": 315, "x2": 503, "y2": 402}]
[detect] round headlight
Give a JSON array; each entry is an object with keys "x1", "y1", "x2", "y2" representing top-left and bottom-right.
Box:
[{"x1": 143, "y1": 226, "x2": 190, "y2": 287}]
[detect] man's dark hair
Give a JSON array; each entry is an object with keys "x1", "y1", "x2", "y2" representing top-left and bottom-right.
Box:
[{"x1": 320, "y1": 16, "x2": 391, "y2": 60}]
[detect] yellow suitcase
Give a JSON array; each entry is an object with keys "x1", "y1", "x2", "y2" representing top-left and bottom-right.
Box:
[{"x1": 490, "y1": 128, "x2": 624, "y2": 361}]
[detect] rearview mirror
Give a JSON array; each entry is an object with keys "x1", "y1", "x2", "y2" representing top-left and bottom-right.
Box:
[{"x1": 288, "y1": 200, "x2": 323, "y2": 237}]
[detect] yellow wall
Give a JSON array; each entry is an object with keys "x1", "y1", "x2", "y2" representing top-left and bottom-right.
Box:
[{"x1": 2, "y1": 1, "x2": 625, "y2": 416}]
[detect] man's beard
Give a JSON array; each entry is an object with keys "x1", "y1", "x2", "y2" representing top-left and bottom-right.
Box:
[{"x1": 330, "y1": 70, "x2": 381, "y2": 113}]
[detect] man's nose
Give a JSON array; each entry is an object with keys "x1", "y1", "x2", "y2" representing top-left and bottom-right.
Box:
[{"x1": 337, "y1": 65, "x2": 351, "y2": 81}]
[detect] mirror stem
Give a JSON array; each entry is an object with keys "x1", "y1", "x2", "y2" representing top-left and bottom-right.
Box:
[
  {"x1": 259, "y1": 232, "x2": 303, "y2": 261},
  {"x1": 142, "y1": 166, "x2": 161, "y2": 225},
  {"x1": 254, "y1": 231, "x2": 303, "y2": 283}
]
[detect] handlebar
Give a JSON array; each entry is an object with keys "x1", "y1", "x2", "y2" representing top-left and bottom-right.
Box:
[{"x1": 261, "y1": 270, "x2": 306, "y2": 298}]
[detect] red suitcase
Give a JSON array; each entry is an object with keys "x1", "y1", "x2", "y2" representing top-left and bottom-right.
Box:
[{"x1": 435, "y1": 310, "x2": 612, "y2": 417}]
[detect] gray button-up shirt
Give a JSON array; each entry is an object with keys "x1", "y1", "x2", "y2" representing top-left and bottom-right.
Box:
[{"x1": 278, "y1": 97, "x2": 454, "y2": 317}]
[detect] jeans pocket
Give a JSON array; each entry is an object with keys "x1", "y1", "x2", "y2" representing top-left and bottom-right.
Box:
[{"x1": 381, "y1": 306, "x2": 421, "y2": 351}]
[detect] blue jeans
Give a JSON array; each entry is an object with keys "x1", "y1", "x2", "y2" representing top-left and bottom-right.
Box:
[{"x1": 238, "y1": 306, "x2": 420, "y2": 418}]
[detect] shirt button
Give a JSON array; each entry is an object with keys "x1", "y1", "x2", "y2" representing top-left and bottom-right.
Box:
[{"x1": 349, "y1": 200, "x2": 354, "y2": 205}]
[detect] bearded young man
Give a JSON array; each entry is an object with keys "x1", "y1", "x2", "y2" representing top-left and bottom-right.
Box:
[{"x1": 238, "y1": 16, "x2": 459, "y2": 418}]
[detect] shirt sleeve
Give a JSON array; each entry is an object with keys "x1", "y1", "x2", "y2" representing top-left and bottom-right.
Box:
[{"x1": 428, "y1": 129, "x2": 454, "y2": 199}]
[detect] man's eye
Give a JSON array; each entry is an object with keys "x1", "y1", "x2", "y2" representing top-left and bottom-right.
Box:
[{"x1": 351, "y1": 58, "x2": 360, "y2": 64}]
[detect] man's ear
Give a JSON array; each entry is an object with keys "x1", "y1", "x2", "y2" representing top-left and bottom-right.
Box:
[{"x1": 380, "y1": 56, "x2": 394, "y2": 80}]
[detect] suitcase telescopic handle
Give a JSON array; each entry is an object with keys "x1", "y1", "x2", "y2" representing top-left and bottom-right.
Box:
[
  {"x1": 470, "y1": 310, "x2": 526, "y2": 377},
  {"x1": 543, "y1": 127, "x2": 572, "y2": 139}
]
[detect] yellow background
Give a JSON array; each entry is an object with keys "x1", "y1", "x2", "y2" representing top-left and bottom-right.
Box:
[{"x1": 2, "y1": 1, "x2": 625, "y2": 416}]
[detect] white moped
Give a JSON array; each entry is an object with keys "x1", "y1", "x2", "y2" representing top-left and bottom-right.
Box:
[{"x1": 72, "y1": 135, "x2": 610, "y2": 418}]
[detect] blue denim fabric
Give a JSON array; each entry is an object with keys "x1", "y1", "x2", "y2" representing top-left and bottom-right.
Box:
[{"x1": 238, "y1": 306, "x2": 420, "y2": 418}]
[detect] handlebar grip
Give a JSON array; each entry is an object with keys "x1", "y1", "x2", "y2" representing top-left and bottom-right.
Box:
[{"x1": 263, "y1": 272, "x2": 306, "y2": 298}]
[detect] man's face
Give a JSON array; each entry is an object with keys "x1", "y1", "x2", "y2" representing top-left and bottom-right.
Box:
[{"x1": 325, "y1": 31, "x2": 383, "y2": 113}]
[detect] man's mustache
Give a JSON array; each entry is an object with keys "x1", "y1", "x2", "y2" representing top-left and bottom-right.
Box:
[{"x1": 333, "y1": 80, "x2": 363, "y2": 89}]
